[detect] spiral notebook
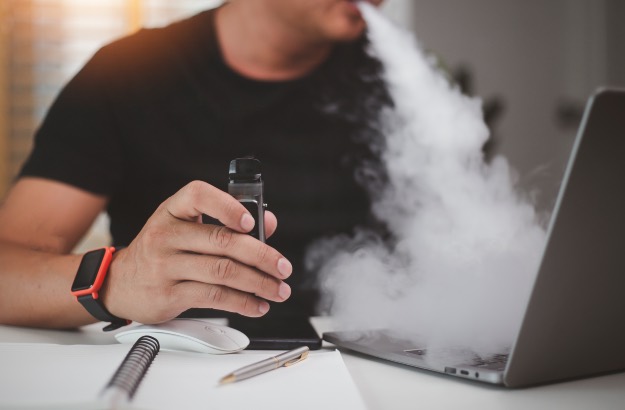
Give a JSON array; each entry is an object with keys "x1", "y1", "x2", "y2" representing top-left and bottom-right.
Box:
[
  {"x1": 100, "y1": 336, "x2": 161, "y2": 407},
  {"x1": 0, "y1": 338, "x2": 365, "y2": 410}
]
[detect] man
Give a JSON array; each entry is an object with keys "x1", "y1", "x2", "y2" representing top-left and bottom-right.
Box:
[{"x1": 0, "y1": 0, "x2": 388, "y2": 330}]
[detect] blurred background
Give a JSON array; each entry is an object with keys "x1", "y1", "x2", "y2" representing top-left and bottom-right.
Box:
[
  {"x1": 384, "y1": 0, "x2": 624, "y2": 215},
  {"x1": 0, "y1": 0, "x2": 623, "y2": 249}
]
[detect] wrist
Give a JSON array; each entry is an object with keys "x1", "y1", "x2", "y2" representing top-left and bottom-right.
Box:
[
  {"x1": 70, "y1": 247, "x2": 130, "y2": 331},
  {"x1": 99, "y1": 247, "x2": 126, "y2": 321}
]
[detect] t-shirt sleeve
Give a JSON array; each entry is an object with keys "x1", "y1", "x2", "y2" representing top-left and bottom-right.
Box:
[{"x1": 19, "y1": 46, "x2": 124, "y2": 196}]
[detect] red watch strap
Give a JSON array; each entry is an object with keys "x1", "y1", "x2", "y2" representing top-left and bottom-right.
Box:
[{"x1": 71, "y1": 247, "x2": 130, "y2": 331}]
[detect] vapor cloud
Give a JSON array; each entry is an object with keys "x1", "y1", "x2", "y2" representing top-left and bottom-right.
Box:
[{"x1": 308, "y1": 4, "x2": 547, "y2": 356}]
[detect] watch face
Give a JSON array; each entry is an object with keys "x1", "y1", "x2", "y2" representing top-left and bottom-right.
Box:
[{"x1": 71, "y1": 248, "x2": 106, "y2": 291}]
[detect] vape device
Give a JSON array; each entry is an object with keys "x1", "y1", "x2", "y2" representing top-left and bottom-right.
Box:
[{"x1": 228, "y1": 157, "x2": 266, "y2": 242}]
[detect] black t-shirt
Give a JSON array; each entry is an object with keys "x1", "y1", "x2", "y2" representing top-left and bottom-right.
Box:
[{"x1": 19, "y1": 9, "x2": 390, "y2": 301}]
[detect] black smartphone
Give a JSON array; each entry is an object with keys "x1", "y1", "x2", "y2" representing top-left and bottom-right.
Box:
[{"x1": 227, "y1": 316, "x2": 322, "y2": 350}]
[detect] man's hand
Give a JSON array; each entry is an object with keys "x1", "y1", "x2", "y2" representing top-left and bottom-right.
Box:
[{"x1": 101, "y1": 180, "x2": 292, "y2": 324}]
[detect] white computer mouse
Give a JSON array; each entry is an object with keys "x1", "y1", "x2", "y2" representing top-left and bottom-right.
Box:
[{"x1": 114, "y1": 318, "x2": 250, "y2": 354}]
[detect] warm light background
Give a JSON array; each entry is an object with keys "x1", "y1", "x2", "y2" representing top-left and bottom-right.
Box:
[
  {"x1": 0, "y1": 0, "x2": 225, "y2": 251},
  {"x1": 0, "y1": 0, "x2": 224, "y2": 197}
]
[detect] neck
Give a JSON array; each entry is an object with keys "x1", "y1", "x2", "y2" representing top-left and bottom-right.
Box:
[{"x1": 215, "y1": 3, "x2": 333, "y2": 81}]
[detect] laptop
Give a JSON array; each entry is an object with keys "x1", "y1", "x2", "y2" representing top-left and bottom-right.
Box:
[{"x1": 323, "y1": 87, "x2": 625, "y2": 388}]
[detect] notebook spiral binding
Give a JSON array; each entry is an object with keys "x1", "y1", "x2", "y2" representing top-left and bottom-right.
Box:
[{"x1": 105, "y1": 335, "x2": 160, "y2": 399}]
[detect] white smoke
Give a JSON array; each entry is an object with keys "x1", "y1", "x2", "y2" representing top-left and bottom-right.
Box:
[{"x1": 309, "y1": 4, "x2": 547, "y2": 356}]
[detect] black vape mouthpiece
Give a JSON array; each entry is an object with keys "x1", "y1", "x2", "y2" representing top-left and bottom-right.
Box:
[{"x1": 229, "y1": 158, "x2": 262, "y2": 183}]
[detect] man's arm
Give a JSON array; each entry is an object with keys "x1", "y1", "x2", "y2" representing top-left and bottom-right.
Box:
[
  {"x1": 0, "y1": 177, "x2": 107, "y2": 328},
  {"x1": 0, "y1": 178, "x2": 292, "y2": 329}
]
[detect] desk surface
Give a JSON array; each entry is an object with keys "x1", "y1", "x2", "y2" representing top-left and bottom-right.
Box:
[{"x1": 2, "y1": 318, "x2": 624, "y2": 410}]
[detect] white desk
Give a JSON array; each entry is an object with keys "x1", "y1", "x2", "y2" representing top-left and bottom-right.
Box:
[{"x1": 2, "y1": 318, "x2": 624, "y2": 410}]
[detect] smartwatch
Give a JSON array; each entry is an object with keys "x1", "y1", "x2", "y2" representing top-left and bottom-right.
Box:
[{"x1": 71, "y1": 247, "x2": 130, "y2": 331}]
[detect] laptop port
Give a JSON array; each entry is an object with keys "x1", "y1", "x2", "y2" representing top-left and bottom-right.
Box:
[
  {"x1": 444, "y1": 367, "x2": 457, "y2": 374},
  {"x1": 460, "y1": 370, "x2": 469, "y2": 376}
]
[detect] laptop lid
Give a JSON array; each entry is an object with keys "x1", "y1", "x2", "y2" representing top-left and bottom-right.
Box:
[
  {"x1": 504, "y1": 87, "x2": 625, "y2": 387},
  {"x1": 324, "y1": 88, "x2": 625, "y2": 387}
]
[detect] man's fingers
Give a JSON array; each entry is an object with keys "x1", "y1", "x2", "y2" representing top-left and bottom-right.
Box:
[
  {"x1": 172, "y1": 282, "x2": 271, "y2": 317},
  {"x1": 264, "y1": 210, "x2": 277, "y2": 238},
  {"x1": 151, "y1": 220, "x2": 292, "y2": 280},
  {"x1": 164, "y1": 180, "x2": 253, "y2": 233},
  {"x1": 167, "y1": 253, "x2": 291, "y2": 303},
  {"x1": 161, "y1": 180, "x2": 278, "y2": 239}
]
